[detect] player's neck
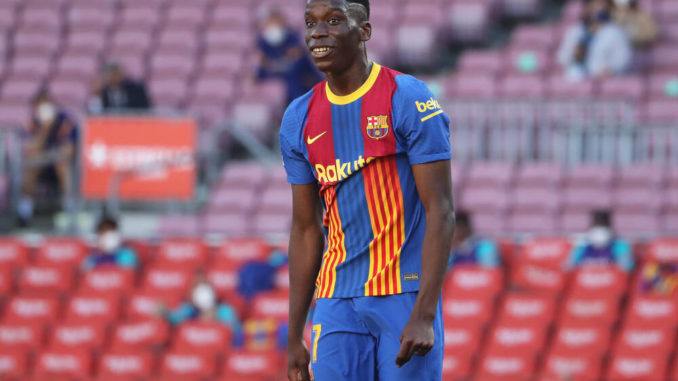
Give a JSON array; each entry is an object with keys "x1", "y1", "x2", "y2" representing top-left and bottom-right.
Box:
[{"x1": 325, "y1": 56, "x2": 371, "y2": 96}]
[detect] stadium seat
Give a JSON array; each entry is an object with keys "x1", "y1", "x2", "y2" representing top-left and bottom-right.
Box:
[
  {"x1": 560, "y1": 296, "x2": 620, "y2": 326},
  {"x1": 442, "y1": 349, "x2": 474, "y2": 381},
  {"x1": 18, "y1": 266, "x2": 74, "y2": 296},
  {"x1": 110, "y1": 319, "x2": 169, "y2": 351},
  {"x1": 0, "y1": 349, "x2": 28, "y2": 379},
  {"x1": 220, "y1": 350, "x2": 282, "y2": 381},
  {"x1": 519, "y1": 237, "x2": 572, "y2": 269},
  {"x1": 499, "y1": 75, "x2": 547, "y2": 99},
  {"x1": 63, "y1": 294, "x2": 120, "y2": 324},
  {"x1": 599, "y1": 76, "x2": 646, "y2": 101},
  {"x1": 0, "y1": 323, "x2": 45, "y2": 350},
  {"x1": 624, "y1": 295, "x2": 678, "y2": 329},
  {"x1": 78, "y1": 268, "x2": 135, "y2": 297},
  {"x1": 252, "y1": 212, "x2": 292, "y2": 236},
  {"x1": 460, "y1": 187, "x2": 511, "y2": 213},
  {"x1": 203, "y1": 212, "x2": 253, "y2": 237},
  {"x1": 158, "y1": 351, "x2": 216, "y2": 381},
  {"x1": 449, "y1": 73, "x2": 498, "y2": 99},
  {"x1": 547, "y1": 76, "x2": 595, "y2": 99},
  {"x1": 34, "y1": 238, "x2": 88, "y2": 270},
  {"x1": 250, "y1": 289, "x2": 290, "y2": 322},
  {"x1": 569, "y1": 266, "x2": 628, "y2": 299},
  {"x1": 445, "y1": 266, "x2": 503, "y2": 299},
  {"x1": 96, "y1": 351, "x2": 154, "y2": 381},
  {"x1": 141, "y1": 268, "x2": 192, "y2": 299},
  {"x1": 497, "y1": 294, "x2": 556, "y2": 326},
  {"x1": 476, "y1": 350, "x2": 536, "y2": 381},
  {"x1": 48, "y1": 322, "x2": 107, "y2": 351},
  {"x1": 172, "y1": 321, "x2": 232, "y2": 355},
  {"x1": 0, "y1": 238, "x2": 28, "y2": 270},
  {"x1": 485, "y1": 323, "x2": 548, "y2": 354},
  {"x1": 33, "y1": 350, "x2": 93, "y2": 381},
  {"x1": 3, "y1": 296, "x2": 60, "y2": 325},
  {"x1": 443, "y1": 323, "x2": 484, "y2": 356},
  {"x1": 126, "y1": 290, "x2": 182, "y2": 320},
  {"x1": 510, "y1": 262, "x2": 566, "y2": 295},
  {"x1": 646, "y1": 238, "x2": 678, "y2": 263},
  {"x1": 207, "y1": 187, "x2": 258, "y2": 214},
  {"x1": 606, "y1": 349, "x2": 670, "y2": 381},
  {"x1": 615, "y1": 325, "x2": 674, "y2": 354},
  {"x1": 466, "y1": 162, "x2": 515, "y2": 188},
  {"x1": 540, "y1": 347, "x2": 603, "y2": 381},
  {"x1": 442, "y1": 297, "x2": 494, "y2": 328},
  {"x1": 550, "y1": 323, "x2": 611, "y2": 356},
  {"x1": 445, "y1": 1, "x2": 492, "y2": 44},
  {"x1": 155, "y1": 238, "x2": 208, "y2": 270},
  {"x1": 214, "y1": 238, "x2": 271, "y2": 266}
]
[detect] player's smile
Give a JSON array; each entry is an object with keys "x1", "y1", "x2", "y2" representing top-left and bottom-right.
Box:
[{"x1": 310, "y1": 46, "x2": 335, "y2": 59}]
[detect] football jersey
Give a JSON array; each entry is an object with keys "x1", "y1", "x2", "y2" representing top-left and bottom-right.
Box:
[{"x1": 280, "y1": 63, "x2": 451, "y2": 298}]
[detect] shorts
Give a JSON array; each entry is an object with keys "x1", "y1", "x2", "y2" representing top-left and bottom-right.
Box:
[{"x1": 310, "y1": 292, "x2": 443, "y2": 381}]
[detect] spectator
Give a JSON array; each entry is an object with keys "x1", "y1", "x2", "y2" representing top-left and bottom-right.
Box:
[
  {"x1": 448, "y1": 211, "x2": 500, "y2": 268},
  {"x1": 89, "y1": 62, "x2": 152, "y2": 113},
  {"x1": 161, "y1": 279, "x2": 241, "y2": 331},
  {"x1": 557, "y1": 0, "x2": 632, "y2": 81},
  {"x1": 567, "y1": 210, "x2": 634, "y2": 271},
  {"x1": 17, "y1": 90, "x2": 78, "y2": 227},
  {"x1": 613, "y1": 0, "x2": 658, "y2": 48},
  {"x1": 81, "y1": 215, "x2": 139, "y2": 271},
  {"x1": 638, "y1": 260, "x2": 678, "y2": 296},
  {"x1": 255, "y1": 7, "x2": 322, "y2": 106}
]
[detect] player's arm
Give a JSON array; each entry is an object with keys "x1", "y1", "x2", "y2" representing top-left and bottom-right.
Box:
[
  {"x1": 396, "y1": 160, "x2": 455, "y2": 367},
  {"x1": 287, "y1": 182, "x2": 324, "y2": 381}
]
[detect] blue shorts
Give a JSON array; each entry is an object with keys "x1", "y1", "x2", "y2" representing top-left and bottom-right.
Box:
[{"x1": 310, "y1": 292, "x2": 443, "y2": 381}]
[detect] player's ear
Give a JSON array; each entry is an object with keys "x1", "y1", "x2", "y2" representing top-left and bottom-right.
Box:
[{"x1": 359, "y1": 21, "x2": 371, "y2": 42}]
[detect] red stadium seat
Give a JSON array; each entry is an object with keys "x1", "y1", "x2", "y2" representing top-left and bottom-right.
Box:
[
  {"x1": 485, "y1": 323, "x2": 547, "y2": 354},
  {"x1": 220, "y1": 350, "x2": 282, "y2": 381},
  {"x1": 476, "y1": 350, "x2": 536, "y2": 381},
  {"x1": 550, "y1": 324, "x2": 611, "y2": 356},
  {"x1": 520, "y1": 237, "x2": 572, "y2": 269},
  {"x1": 110, "y1": 319, "x2": 169, "y2": 350},
  {"x1": 0, "y1": 267, "x2": 13, "y2": 295},
  {"x1": 78, "y1": 268, "x2": 135, "y2": 297},
  {"x1": 126, "y1": 290, "x2": 182, "y2": 320},
  {"x1": 214, "y1": 238, "x2": 271, "y2": 266},
  {"x1": 156, "y1": 238, "x2": 208, "y2": 270},
  {"x1": 540, "y1": 347, "x2": 603, "y2": 381},
  {"x1": 443, "y1": 323, "x2": 483, "y2": 356},
  {"x1": 3, "y1": 296, "x2": 60, "y2": 325},
  {"x1": 172, "y1": 321, "x2": 232, "y2": 355},
  {"x1": 615, "y1": 325, "x2": 675, "y2": 354},
  {"x1": 606, "y1": 349, "x2": 670, "y2": 381},
  {"x1": 624, "y1": 295, "x2": 678, "y2": 329},
  {"x1": 0, "y1": 349, "x2": 28, "y2": 379},
  {"x1": 97, "y1": 351, "x2": 154, "y2": 381},
  {"x1": 569, "y1": 266, "x2": 628, "y2": 299},
  {"x1": 250, "y1": 289, "x2": 289, "y2": 322},
  {"x1": 34, "y1": 349, "x2": 92, "y2": 381},
  {"x1": 510, "y1": 263, "x2": 566, "y2": 295},
  {"x1": 497, "y1": 294, "x2": 556, "y2": 326},
  {"x1": 34, "y1": 238, "x2": 87, "y2": 270},
  {"x1": 0, "y1": 238, "x2": 28, "y2": 270},
  {"x1": 64, "y1": 294, "x2": 120, "y2": 324},
  {"x1": 441, "y1": 297, "x2": 494, "y2": 328},
  {"x1": 275, "y1": 265, "x2": 289, "y2": 290},
  {"x1": 158, "y1": 351, "x2": 216, "y2": 381},
  {"x1": 141, "y1": 268, "x2": 192, "y2": 299},
  {"x1": 49, "y1": 322, "x2": 107, "y2": 351},
  {"x1": 560, "y1": 296, "x2": 620, "y2": 326},
  {"x1": 205, "y1": 263, "x2": 239, "y2": 297},
  {"x1": 444, "y1": 266, "x2": 503, "y2": 299},
  {"x1": 0, "y1": 323, "x2": 45, "y2": 350},
  {"x1": 17, "y1": 266, "x2": 73, "y2": 296},
  {"x1": 442, "y1": 349, "x2": 473, "y2": 381},
  {"x1": 646, "y1": 238, "x2": 678, "y2": 263}
]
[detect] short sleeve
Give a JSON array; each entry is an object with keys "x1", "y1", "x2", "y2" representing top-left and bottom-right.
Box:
[
  {"x1": 393, "y1": 75, "x2": 451, "y2": 165},
  {"x1": 279, "y1": 107, "x2": 316, "y2": 185}
]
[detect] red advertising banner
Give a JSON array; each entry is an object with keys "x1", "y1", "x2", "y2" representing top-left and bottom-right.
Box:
[{"x1": 81, "y1": 117, "x2": 196, "y2": 200}]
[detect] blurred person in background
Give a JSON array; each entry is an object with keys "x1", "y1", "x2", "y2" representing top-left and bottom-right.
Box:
[
  {"x1": 160, "y1": 278, "x2": 241, "y2": 332},
  {"x1": 89, "y1": 62, "x2": 152, "y2": 113},
  {"x1": 638, "y1": 260, "x2": 678, "y2": 296},
  {"x1": 17, "y1": 90, "x2": 78, "y2": 227},
  {"x1": 81, "y1": 215, "x2": 139, "y2": 271},
  {"x1": 567, "y1": 210, "x2": 634, "y2": 272},
  {"x1": 448, "y1": 211, "x2": 500, "y2": 268},
  {"x1": 255, "y1": 7, "x2": 322, "y2": 106},
  {"x1": 557, "y1": 0, "x2": 632, "y2": 81},
  {"x1": 612, "y1": 0, "x2": 658, "y2": 48}
]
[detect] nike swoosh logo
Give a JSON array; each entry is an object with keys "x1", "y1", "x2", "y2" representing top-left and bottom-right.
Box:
[{"x1": 306, "y1": 131, "x2": 327, "y2": 145}]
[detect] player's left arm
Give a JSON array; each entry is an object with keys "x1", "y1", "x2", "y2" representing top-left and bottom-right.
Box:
[{"x1": 396, "y1": 160, "x2": 455, "y2": 367}]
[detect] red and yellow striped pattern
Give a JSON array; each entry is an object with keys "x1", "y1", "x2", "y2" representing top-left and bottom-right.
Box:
[
  {"x1": 363, "y1": 157, "x2": 406, "y2": 296},
  {"x1": 315, "y1": 186, "x2": 347, "y2": 298}
]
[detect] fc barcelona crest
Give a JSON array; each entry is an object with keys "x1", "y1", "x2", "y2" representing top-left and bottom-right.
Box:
[{"x1": 366, "y1": 115, "x2": 389, "y2": 140}]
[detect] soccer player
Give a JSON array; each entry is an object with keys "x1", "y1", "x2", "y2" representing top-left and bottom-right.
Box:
[{"x1": 280, "y1": 1, "x2": 454, "y2": 380}]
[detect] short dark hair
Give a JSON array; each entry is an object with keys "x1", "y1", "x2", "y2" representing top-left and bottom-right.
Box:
[
  {"x1": 455, "y1": 210, "x2": 472, "y2": 231},
  {"x1": 347, "y1": 0, "x2": 369, "y2": 19},
  {"x1": 591, "y1": 209, "x2": 611, "y2": 227},
  {"x1": 96, "y1": 215, "x2": 119, "y2": 233}
]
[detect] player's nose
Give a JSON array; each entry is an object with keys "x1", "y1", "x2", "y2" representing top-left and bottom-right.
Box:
[{"x1": 309, "y1": 21, "x2": 330, "y2": 40}]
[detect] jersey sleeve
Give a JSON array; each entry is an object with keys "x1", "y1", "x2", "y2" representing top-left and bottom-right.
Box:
[
  {"x1": 279, "y1": 105, "x2": 315, "y2": 185},
  {"x1": 393, "y1": 75, "x2": 452, "y2": 165}
]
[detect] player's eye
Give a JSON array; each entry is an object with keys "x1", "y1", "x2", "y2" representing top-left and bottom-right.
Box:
[
  {"x1": 328, "y1": 17, "x2": 341, "y2": 25},
  {"x1": 305, "y1": 20, "x2": 316, "y2": 28}
]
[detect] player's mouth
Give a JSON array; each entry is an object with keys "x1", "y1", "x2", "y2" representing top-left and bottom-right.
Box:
[{"x1": 311, "y1": 46, "x2": 334, "y2": 59}]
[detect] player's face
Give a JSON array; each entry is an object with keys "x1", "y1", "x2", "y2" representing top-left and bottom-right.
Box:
[{"x1": 304, "y1": 0, "x2": 364, "y2": 73}]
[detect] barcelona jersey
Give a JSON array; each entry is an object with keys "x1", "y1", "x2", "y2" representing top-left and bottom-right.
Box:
[{"x1": 280, "y1": 63, "x2": 451, "y2": 298}]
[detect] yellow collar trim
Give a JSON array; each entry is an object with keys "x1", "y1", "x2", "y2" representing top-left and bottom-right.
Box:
[{"x1": 325, "y1": 63, "x2": 381, "y2": 105}]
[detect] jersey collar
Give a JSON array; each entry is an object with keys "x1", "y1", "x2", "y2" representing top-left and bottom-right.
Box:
[{"x1": 325, "y1": 63, "x2": 381, "y2": 105}]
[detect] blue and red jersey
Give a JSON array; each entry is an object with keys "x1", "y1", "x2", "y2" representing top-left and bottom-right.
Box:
[{"x1": 280, "y1": 63, "x2": 451, "y2": 298}]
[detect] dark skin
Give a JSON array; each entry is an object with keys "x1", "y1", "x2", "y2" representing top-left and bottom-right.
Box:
[{"x1": 287, "y1": 1, "x2": 455, "y2": 380}]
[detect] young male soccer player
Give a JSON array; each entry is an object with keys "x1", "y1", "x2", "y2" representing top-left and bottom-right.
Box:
[{"x1": 280, "y1": 1, "x2": 455, "y2": 380}]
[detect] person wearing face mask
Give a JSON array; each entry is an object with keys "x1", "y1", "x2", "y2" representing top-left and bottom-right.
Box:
[
  {"x1": 557, "y1": 0, "x2": 632, "y2": 81},
  {"x1": 567, "y1": 210, "x2": 634, "y2": 272},
  {"x1": 255, "y1": 7, "x2": 322, "y2": 106},
  {"x1": 448, "y1": 211, "x2": 500, "y2": 269},
  {"x1": 81, "y1": 216, "x2": 138, "y2": 271},
  {"x1": 612, "y1": 0, "x2": 657, "y2": 48},
  {"x1": 161, "y1": 278, "x2": 241, "y2": 332},
  {"x1": 17, "y1": 90, "x2": 79, "y2": 227}
]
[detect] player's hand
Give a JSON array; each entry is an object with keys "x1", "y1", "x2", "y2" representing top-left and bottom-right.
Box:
[
  {"x1": 288, "y1": 340, "x2": 312, "y2": 381},
  {"x1": 396, "y1": 317, "x2": 435, "y2": 367}
]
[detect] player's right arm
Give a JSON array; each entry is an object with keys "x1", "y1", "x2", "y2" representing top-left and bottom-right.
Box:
[{"x1": 287, "y1": 182, "x2": 324, "y2": 381}]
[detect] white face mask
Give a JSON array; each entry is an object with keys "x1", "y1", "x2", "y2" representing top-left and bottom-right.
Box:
[
  {"x1": 99, "y1": 231, "x2": 121, "y2": 253},
  {"x1": 192, "y1": 283, "x2": 216, "y2": 311},
  {"x1": 614, "y1": 0, "x2": 631, "y2": 7},
  {"x1": 36, "y1": 103, "x2": 56, "y2": 124},
  {"x1": 263, "y1": 25, "x2": 286, "y2": 46},
  {"x1": 588, "y1": 226, "x2": 612, "y2": 248}
]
